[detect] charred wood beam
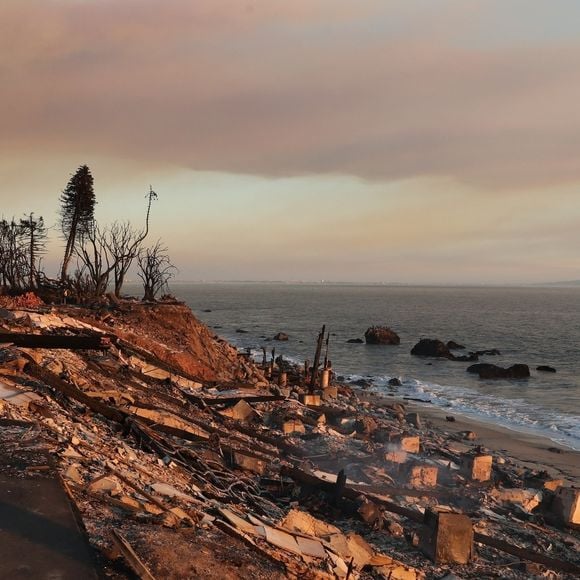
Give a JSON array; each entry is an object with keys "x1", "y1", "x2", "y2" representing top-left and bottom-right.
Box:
[
  {"x1": 185, "y1": 393, "x2": 286, "y2": 407},
  {"x1": 309, "y1": 325, "x2": 326, "y2": 391},
  {"x1": 22, "y1": 356, "x2": 127, "y2": 423},
  {"x1": 474, "y1": 532, "x2": 580, "y2": 575},
  {"x1": 111, "y1": 531, "x2": 157, "y2": 580},
  {"x1": 281, "y1": 466, "x2": 580, "y2": 574},
  {"x1": 129, "y1": 400, "x2": 280, "y2": 459},
  {"x1": 1, "y1": 332, "x2": 112, "y2": 350}
]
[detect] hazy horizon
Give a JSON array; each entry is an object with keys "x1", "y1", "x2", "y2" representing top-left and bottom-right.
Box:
[{"x1": 2, "y1": 1, "x2": 579, "y2": 285}]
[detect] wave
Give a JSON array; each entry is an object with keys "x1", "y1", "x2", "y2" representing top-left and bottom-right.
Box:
[{"x1": 347, "y1": 373, "x2": 580, "y2": 451}]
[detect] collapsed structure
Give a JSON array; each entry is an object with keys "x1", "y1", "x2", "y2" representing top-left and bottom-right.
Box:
[{"x1": 0, "y1": 298, "x2": 578, "y2": 579}]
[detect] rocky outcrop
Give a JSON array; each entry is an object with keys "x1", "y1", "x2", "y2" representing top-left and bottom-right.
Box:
[
  {"x1": 364, "y1": 326, "x2": 400, "y2": 345},
  {"x1": 467, "y1": 363, "x2": 530, "y2": 379},
  {"x1": 447, "y1": 340, "x2": 465, "y2": 350},
  {"x1": 411, "y1": 339, "x2": 453, "y2": 359}
]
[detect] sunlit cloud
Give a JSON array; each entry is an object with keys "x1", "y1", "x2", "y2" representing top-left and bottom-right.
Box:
[{"x1": 1, "y1": 1, "x2": 579, "y2": 283}]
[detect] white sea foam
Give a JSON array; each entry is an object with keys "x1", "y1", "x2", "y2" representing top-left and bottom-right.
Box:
[{"x1": 350, "y1": 374, "x2": 580, "y2": 451}]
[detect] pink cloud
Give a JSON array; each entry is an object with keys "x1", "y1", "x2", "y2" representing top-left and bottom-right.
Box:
[{"x1": 2, "y1": 0, "x2": 580, "y2": 189}]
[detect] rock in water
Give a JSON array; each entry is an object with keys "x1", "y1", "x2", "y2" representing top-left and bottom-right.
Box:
[
  {"x1": 364, "y1": 326, "x2": 401, "y2": 345},
  {"x1": 537, "y1": 365, "x2": 556, "y2": 373},
  {"x1": 447, "y1": 340, "x2": 465, "y2": 350},
  {"x1": 467, "y1": 363, "x2": 530, "y2": 379},
  {"x1": 273, "y1": 332, "x2": 289, "y2": 341},
  {"x1": 411, "y1": 338, "x2": 453, "y2": 359},
  {"x1": 388, "y1": 377, "x2": 402, "y2": 387},
  {"x1": 347, "y1": 338, "x2": 364, "y2": 344}
]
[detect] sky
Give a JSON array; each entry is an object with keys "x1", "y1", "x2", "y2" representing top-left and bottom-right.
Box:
[{"x1": 1, "y1": 0, "x2": 580, "y2": 284}]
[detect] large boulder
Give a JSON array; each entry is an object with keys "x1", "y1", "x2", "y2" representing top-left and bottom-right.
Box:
[
  {"x1": 411, "y1": 339, "x2": 453, "y2": 359},
  {"x1": 467, "y1": 363, "x2": 530, "y2": 379},
  {"x1": 365, "y1": 326, "x2": 400, "y2": 345}
]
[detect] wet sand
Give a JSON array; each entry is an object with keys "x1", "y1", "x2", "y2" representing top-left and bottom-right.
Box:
[{"x1": 361, "y1": 391, "x2": 580, "y2": 484}]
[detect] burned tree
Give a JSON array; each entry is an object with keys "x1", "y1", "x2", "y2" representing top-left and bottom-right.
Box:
[
  {"x1": 109, "y1": 186, "x2": 158, "y2": 297},
  {"x1": 137, "y1": 240, "x2": 176, "y2": 301},
  {"x1": 60, "y1": 165, "x2": 96, "y2": 283},
  {"x1": 74, "y1": 222, "x2": 116, "y2": 299},
  {"x1": 19, "y1": 213, "x2": 48, "y2": 289},
  {"x1": 0, "y1": 218, "x2": 28, "y2": 291}
]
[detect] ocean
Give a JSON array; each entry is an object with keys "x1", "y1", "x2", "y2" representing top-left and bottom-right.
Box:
[{"x1": 168, "y1": 283, "x2": 580, "y2": 450}]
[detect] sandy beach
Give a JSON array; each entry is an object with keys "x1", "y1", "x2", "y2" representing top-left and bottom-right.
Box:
[{"x1": 362, "y1": 390, "x2": 580, "y2": 483}]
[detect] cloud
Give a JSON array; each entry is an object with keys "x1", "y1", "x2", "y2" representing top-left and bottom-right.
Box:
[{"x1": 2, "y1": 1, "x2": 580, "y2": 189}]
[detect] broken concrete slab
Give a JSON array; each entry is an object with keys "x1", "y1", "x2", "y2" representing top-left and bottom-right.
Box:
[
  {"x1": 263, "y1": 525, "x2": 302, "y2": 555},
  {"x1": 88, "y1": 476, "x2": 121, "y2": 495},
  {"x1": 491, "y1": 488, "x2": 542, "y2": 512},
  {"x1": 219, "y1": 399, "x2": 256, "y2": 422}
]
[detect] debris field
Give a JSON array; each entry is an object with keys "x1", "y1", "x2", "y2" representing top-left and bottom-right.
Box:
[{"x1": 0, "y1": 298, "x2": 579, "y2": 579}]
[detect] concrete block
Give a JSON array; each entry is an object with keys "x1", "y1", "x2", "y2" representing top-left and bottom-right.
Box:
[
  {"x1": 283, "y1": 419, "x2": 306, "y2": 436},
  {"x1": 461, "y1": 454, "x2": 492, "y2": 482},
  {"x1": 398, "y1": 436, "x2": 420, "y2": 453},
  {"x1": 407, "y1": 465, "x2": 438, "y2": 488},
  {"x1": 322, "y1": 386, "x2": 338, "y2": 400},
  {"x1": 553, "y1": 487, "x2": 580, "y2": 526},
  {"x1": 300, "y1": 394, "x2": 321, "y2": 407},
  {"x1": 385, "y1": 450, "x2": 408, "y2": 464},
  {"x1": 390, "y1": 435, "x2": 420, "y2": 453},
  {"x1": 420, "y1": 509, "x2": 473, "y2": 564}
]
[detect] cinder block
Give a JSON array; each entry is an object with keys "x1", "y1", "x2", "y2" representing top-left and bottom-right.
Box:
[
  {"x1": 420, "y1": 509, "x2": 473, "y2": 564},
  {"x1": 461, "y1": 454, "x2": 492, "y2": 482}
]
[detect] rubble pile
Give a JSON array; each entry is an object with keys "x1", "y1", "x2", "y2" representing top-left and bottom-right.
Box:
[{"x1": 0, "y1": 301, "x2": 579, "y2": 579}]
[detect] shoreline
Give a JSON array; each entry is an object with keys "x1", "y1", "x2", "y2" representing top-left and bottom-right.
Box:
[{"x1": 360, "y1": 390, "x2": 580, "y2": 483}]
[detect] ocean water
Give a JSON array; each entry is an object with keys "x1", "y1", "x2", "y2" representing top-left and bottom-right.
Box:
[{"x1": 169, "y1": 283, "x2": 580, "y2": 450}]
